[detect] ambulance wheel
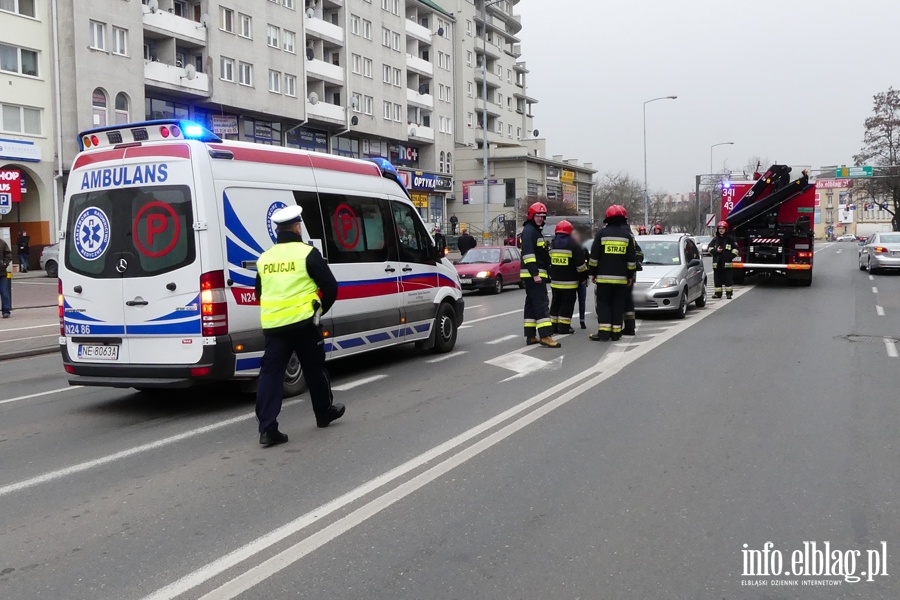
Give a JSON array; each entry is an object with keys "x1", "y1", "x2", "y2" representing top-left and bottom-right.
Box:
[
  {"x1": 432, "y1": 302, "x2": 457, "y2": 353},
  {"x1": 675, "y1": 289, "x2": 688, "y2": 319},
  {"x1": 492, "y1": 277, "x2": 504, "y2": 294},
  {"x1": 283, "y1": 351, "x2": 307, "y2": 397}
]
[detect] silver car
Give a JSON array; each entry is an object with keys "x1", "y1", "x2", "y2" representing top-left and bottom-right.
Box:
[
  {"x1": 858, "y1": 232, "x2": 900, "y2": 273},
  {"x1": 632, "y1": 234, "x2": 707, "y2": 318},
  {"x1": 39, "y1": 243, "x2": 59, "y2": 278}
]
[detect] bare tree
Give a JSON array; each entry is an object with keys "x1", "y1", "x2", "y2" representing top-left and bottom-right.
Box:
[
  {"x1": 854, "y1": 87, "x2": 900, "y2": 230},
  {"x1": 592, "y1": 172, "x2": 645, "y2": 223}
]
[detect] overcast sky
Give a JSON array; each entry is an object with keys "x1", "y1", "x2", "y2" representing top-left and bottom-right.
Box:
[{"x1": 515, "y1": 0, "x2": 900, "y2": 194}]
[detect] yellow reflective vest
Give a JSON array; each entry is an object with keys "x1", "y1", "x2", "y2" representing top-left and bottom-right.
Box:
[{"x1": 257, "y1": 242, "x2": 321, "y2": 330}]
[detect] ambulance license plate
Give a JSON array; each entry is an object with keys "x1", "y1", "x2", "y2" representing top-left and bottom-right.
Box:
[{"x1": 78, "y1": 344, "x2": 119, "y2": 361}]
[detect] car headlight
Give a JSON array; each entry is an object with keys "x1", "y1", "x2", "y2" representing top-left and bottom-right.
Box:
[
  {"x1": 652, "y1": 277, "x2": 680, "y2": 289},
  {"x1": 476, "y1": 271, "x2": 492, "y2": 278}
]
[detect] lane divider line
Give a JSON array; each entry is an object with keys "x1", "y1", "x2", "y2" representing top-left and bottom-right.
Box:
[
  {"x1": 876, "y1": 305, "x2": 885, "y2": 317},
  {"x1": 872, "y1": 286, "x2": 878, "y2": 294},
  {"x1": 331, "y1": 375, "x2": 388, "y2": 392},
  {"x1": 463, "y1": 309, "x2": 520, "y2": 325},
  {"x1": 0, "y1": 323, "x2": 59, "y2": 333},
  {"x1": 0, "y1": 334, "x2": 59, "y2": 344},
  {"x1": 0, "y1": 386, "x2": 82, "y2": 406},
  {"x1": 886, "y1": 339, "x2": 899, "y2": 359},
  {"x1": 486, "y1": 334, "x2": 519, "y2": 345},
  {"x1": 425, "y1": 350, "x2": 467, "y2": 364}
]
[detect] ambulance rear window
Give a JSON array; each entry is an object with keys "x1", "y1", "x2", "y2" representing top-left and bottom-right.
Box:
[{"x1": 65, "y1": 185, "x2": 196, "y2": 278}]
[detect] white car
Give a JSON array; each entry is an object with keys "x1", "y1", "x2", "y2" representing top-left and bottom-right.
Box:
[
  {"x1": 836, "y1": 234, "x2": 857, "y2": 242},
  {"x1": 39, "y1": 243, "x2": 59, "y2": 277}
]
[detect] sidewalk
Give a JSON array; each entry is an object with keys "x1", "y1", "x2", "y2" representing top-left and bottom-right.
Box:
[{"x1": 1, "y1": 270, "x2": 59, "y2": 360}]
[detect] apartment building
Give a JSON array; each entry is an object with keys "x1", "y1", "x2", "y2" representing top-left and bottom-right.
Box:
[{"x1": 0, "y1": 0, "x2": 57, "y2": 254}]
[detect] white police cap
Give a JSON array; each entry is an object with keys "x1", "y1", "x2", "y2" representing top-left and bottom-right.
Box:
[{"x1": 271, "y1": 205, "x2": 303, "y2": 225}]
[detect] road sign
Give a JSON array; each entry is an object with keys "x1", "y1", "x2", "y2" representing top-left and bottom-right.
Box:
[
  {"x1": 0, "y1": 193, "x2": 11, "y2": 215},
  {"x1": 835, "y1": 166, "x2": 873, "y2": 178},
  {"x1": 705, "y1": 213, "x2": 715, "y2": 227},
  {"x1": 497, "y1": 214, "x2": 505, "y2": 224}
]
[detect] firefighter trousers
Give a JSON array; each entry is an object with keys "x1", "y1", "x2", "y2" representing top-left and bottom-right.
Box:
[
  {"x1": 523, "y1": 278, "x2": 552, "y2": 339},
  {"x1": 595, "y1": 283, "x2": 628, "y2": 340},
  {"x1": 623, "y1": 286, "x2": 636, "y2": 335},
  {"x1": 713, "y1": 264, "x2": 733, "y2": 297},
  {"x1": 549, "y1": 288, "x2": 577, "y2": 330}
]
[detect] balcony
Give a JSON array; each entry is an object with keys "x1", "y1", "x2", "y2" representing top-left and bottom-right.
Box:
[
  {"x1": 307, "y1": 101, "x2": 346, "y2": 125},
  {"x1": 408, "y1": 125, "x2": 435, "y2": 143},
  {"x1": 305, "y1": 15, "x2": 344, "y2": 46},
  {"x1": 144, "y1": 60, "x2": 210, "y2": 96},
  {"x1": 405, "y1": 19, "x2": 431, "y2": 44},
  {"x1": 475, "y1": 40, "x2": 502, "y2": 60},
  {"x1": 406, "y1": 54, "x2": 433, "y2": 77},
  {"x1": 474, "y1": 66, "x2": 502, "y2": 88},
  {"x1": 142, "y1": 5, "x2": 207, "y2": 46},
  {"x1": 474, "y1": 129, "x2": 503, "y2": 145},
  {"x1": 306, "y1": 60, "x2": 344, "y2": 86},
  {"x1": 476, "y1": 101, "x2": 502, "y2": 118},
  {"x1": 406, "y1": 87, "x2": 434, "y2": 109}
]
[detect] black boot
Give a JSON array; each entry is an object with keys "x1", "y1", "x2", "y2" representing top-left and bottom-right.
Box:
[
  {"x1": 580, "y1": 320, "x2": 587, "y2": 330},
  {"x1": 589, "y1": 332, "x2": 611, "y2": 342},
  {"x1": 317, "y1": 403, "x2": 346, "y2": 428},
  {"x1": 259, "y1": 429, "x2": 289, "y2": 447}
]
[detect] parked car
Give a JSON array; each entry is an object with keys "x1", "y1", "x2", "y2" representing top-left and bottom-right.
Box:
[
  {"x1": 39, "y1": 243, "x2": 59, "y2": 278},
  {"x1": 692, "y1": 235, "x2": 713, "y2": 255},
  {"x1": 836, "y1": 234, "x2": 857, "y2": 242},
  {"x1": 455, "y1": 245, "x2": 523, "y2": 294},
  {"x1": 632, "y1": 234, "x2": 707, "y2": 318},
  {"x1": 858, "y1": 232, "x2": 900, "y2": 273}
]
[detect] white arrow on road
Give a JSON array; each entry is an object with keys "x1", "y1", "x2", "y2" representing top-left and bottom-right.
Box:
[{"x1": 486, "y1": 345, "x2": 565, "y2": 382}]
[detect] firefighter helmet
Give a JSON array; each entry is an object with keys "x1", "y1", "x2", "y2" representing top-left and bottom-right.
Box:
[
  {"x1": 555, "y1": 220, "x2": 573, "y2": 235},
  {"x1": 717, "y1": 220, "x2": 728, "y2": 229},
  {"x1": 605, "y1": 205, "x2": 628, "y2": 220},
  {"x1": 527, "y1": 202, "x2": 548, "y2": 221},
  {"x1": 637, "y1": 225, "x2": 647, "y2": 234},
  {"x1": 652, "y1": 223, "x2": 663, "y2": 234}
]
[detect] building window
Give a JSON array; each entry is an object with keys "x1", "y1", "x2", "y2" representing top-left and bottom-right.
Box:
[
  {"x1": 466, "y1": 20, "x2": 472, "y2": 35},
  {"x1": 268, "y1": 69, "x2": 281, "y2": 93},
  {"x1": 466, "y1": 51, "x2": 472, "y2": 67},
  {"x1": 392, "y1": 32, "x2": 401, "y2": 51},
  {"x1": 380, "y1": 0, "x2": 388, "y2": 9},
  {"x1": 283, "y1": 30, "x2": 295, "y2": 53},
  {"x1": 393, "y1": 103, "x2": 402, "y2": 122},
  {"x1": 383, "y1": 100, "x2": 391, "y2": 120},
  {"x1": 382, "y1": 64, "x2": 391, "y2": 83},
  {"x1": 89, "y1": 20, "x2": 106, "y2": 51},
  {"x1": 446, "y1": 152, "x2": 452, "y2": 172},
  {"x1": 382, "y1": 27, "x2": 390, "y2": 47},
  {"x1": 238, "y1": 61, "x2": 252, "y2": 86},
  {"x1": 91, "y1": 88, "x2": 107, "y2": 126},
  {"x1": 517, "y1": 126, "x2": 521, "y2": 139},
  {"x1": 350, "y1": 14, "x2": 359, "y2": 35},
  {"x1": 219, "y1": 7, "x2": 234, "y2": 33},
  {"x1": 363, "y1": 58, "x2": 372, "y2": 78},
  {"x1": 351, "y1": 54, "x2": 361, "y2": 74},
  {"x1": 467, "y1": 82, "x2": 473, "y2": 97},
  {"x1": 0, "y1": 43, "x2": 37, "y2": 77},
  {"x1": 1, "y1": 102, "x2": 41, "y2": 135},
  {"x1": 0, "y1": 0, "x2": 36, "y2": 18},
  {"x1": 238, "y1": 13, "x2": 252, "y2": 38},
  {"x1": 267, "y1": 25, "x2": 280, "y2": 48},
  {"x1": 351, "y1": 92, "x2": 362, "y2": 113},
  {"x1": 283, "y1": 0, "x2": 294, "y2": 9},
  {"x1": 284, "y1": 74, "x2": 296, "y2": 96},
  {"x1": 220, "y1": 56, "x2": 234, "y2": 81},
  {"x1": 114, "y1": 92, "x2": 129, "y2": 124},
  {"x1": 508, "y1": 124, "x2": 513, "y2": 138},
  {"x1": 392, "y1": 67, "x2": 401, "y2": 86},
  {"x1": 439, "y1": 151, "x2": 445, "y2": 173},
  {"x1": 467, "y1": 113, "x2": 473, "y2": 128},
  {"x1": 362, "y1": 19, "x2": 372, "y2": 39},
  {"x1": 363, "y1": 95, "x2": 373, "y2": 115},
  {"x1": 112, "y1": 27, "x2": 128, "y2": 56}
]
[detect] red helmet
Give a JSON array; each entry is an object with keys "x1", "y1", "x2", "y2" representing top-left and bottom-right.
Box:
[
  {"x1": 637, "y1": 225, "x2": 647, "y2": 234},
  {"x1": 527, "y1": 202, "x2": 548, "y2": 221},
  {"x1": 605, "y1": 204, "x2": 627, "y2": 220},
  {"x1": 652, "y1": 224, "x2": 663, "y2": 233},
  {"x1": 555, "y1": 220, "x2": 573, "y2": 235},
  {"x1": 717, "y1": 220, "x2": 728, "y2": 229}
]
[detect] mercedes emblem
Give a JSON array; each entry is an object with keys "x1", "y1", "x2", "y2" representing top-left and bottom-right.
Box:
[{"x1": 116, "y1": 258, "x2": 128, "y2": 273}]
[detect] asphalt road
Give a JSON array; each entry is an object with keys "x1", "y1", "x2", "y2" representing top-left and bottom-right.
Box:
[{"x1": 1, "y1": 243, "x2": 899, "y2": 599}]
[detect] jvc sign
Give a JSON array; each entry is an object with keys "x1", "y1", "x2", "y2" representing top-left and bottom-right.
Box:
[{"x1": 0, "y1": 169, "x2": 22, "y2": 214}]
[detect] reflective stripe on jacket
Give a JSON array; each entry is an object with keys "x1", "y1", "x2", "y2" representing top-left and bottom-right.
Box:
[
  {"x1": 520, "y1": 220, "x2": 550, "y2": 281},
  {"x1": 257, "y1": 242, "x2": 321, "y2": 330},
  {"x1": 589, "y1": 223, "x2": 637, "y2": 284},
  {"x1": 549, "y1": 233, "x2": 587, "y2": 289}
]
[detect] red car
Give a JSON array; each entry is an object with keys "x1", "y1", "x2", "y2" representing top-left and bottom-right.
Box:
[{"x1": 454, "y1": 245, "x2": 524, "y2": 294}]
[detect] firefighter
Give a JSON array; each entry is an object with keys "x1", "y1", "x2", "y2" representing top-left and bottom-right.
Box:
[
  {"x1": 652, "y1": 223, "x2": 664, "y2": 235},
  {"x1": 710, "y1": 220, "x2": 740, "y2": 299},
  {"x1": 588, "y1": 205, "x2": 637, "y2": 341},
  {"x1": 549, "y1": 220, "x2": 588, "y2": 335},
  {"x1": 520, "y1": 201, "x2": 560, "y2": 348},
  {"x1": 637, "y1": 224, "x2": 647, "y2": 235}
]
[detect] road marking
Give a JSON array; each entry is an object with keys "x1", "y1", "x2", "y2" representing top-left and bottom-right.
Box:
[
  {"x1": 464, "y1": 309, "x2": 520, "y2": 325},
  {"x1": 174, "y1": 284, "x2": 735, "y2": 600},
  {"x1": 467, "y1": 304, "x2": 483, "y2": 309},
  {"x1": 426, "y1": 350, "x2": 467, "y2": 363},
  {"x1": 872, "y1": 286, "x2": 878, "y2": 294},
  {"x1": 331, "y1": 375, "x2": 388, "y2": 392},
  {"x1": 876, "y1": 305, "x2": 885, "y2": 316},
  {"x1": 487, "y1": 353, "x2": 564, "y2": 383},
  {"x1": 486, "y1": 334, "x2": 519, "y2": 345},
  {"x1": 869, "y1": 275, "x2": 875, "y2": 281},
  {"x1": 886, "y1": 339, "x2": 899, "y2": 358},
  {"x1": 0, "y1": 386, "x2": 82, "y2": 406},
  {"x1": 0, "y1": 334, "x2": 58, "y2": 344},
  {"x1": 458, "y1": 325, "x2": 473, "y2": 329},
  {"x1": 836, "y1": 249, "x2": 841, "y2": 254},
  {"x1": 0, "y1": 323, "x2": 58, "y2": 333}
]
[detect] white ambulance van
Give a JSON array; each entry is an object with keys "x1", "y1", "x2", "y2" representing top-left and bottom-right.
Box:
[{"x1": 59, "y1": 120, "x2": 464, "y2": 395}]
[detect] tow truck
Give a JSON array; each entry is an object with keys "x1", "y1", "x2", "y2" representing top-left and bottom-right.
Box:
[{"x1": 724, "y1": 164, "x2": 816, "y2": 286}]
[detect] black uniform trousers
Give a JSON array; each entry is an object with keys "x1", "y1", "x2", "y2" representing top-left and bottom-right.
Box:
[
  {"x1": 523, "y1": 278, "x2": 552, "y2": 338},
  {"x1": 623, "y1": 287, "x2": 636, "y2": 335},
  {"x1": 595, "y1": 283, "x2": 629, "y2": 339},
  {"x1": 550, "y1": 288, "x2": 577, "y2": 329},
  {"x1": 256, "y1": 322, "x2": 333, "y2": 433},
  {"x1": 713, "y1": 262, "x2": 733, "y2": 295}
]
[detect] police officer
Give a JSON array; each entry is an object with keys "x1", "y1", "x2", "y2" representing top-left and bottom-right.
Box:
[
  {"x1": 549, "y1": 220, "x2": 587, "y2": 335},
  {"x1": 520, "y1": 201, "x2": 560, "y2": 348},
  {"x1": 710, "y1": 220, "x2": 740, "y2": 299},
  {"x1": 588, "y1": 205, "x2": 637, "y2": 342},
  {"x1": 255, "y1": 205, "x2": 344, "y2": 446}
]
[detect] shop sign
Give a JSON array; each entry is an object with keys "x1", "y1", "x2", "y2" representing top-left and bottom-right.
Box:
[
  {"x1": 211, "y1": 115, "x2": 239, "y2": 135},
  {"x1": 0, "y1": 137, "x2": 41, "y2": 163}
]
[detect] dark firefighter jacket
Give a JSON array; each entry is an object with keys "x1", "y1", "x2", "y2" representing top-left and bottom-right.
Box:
[
  {"x1": 710, "y1": 232, "x2": 740, "y2": 268},
  {"x1": 520, "y1": 220, "x2": 550, "y2": 281},
  {"x1": 588, "y1": 223, "x2": 637, "y2": 284},
  {"x1": 549, "y1": 233, "x2": 588, "y2": 289}
]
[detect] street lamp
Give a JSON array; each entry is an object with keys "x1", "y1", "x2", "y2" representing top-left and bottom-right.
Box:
[
  {"x1": 710, "y1": 141, "x2": 734, "y2": 175},
  {"x1": 481, "y1": 0, "x2": 506, "y2": 243},
  {"x1": 643, "y1": 95, "x2": 677, "y2": 229}
]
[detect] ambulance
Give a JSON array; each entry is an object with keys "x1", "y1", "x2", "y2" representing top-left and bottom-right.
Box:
[{"x1": 59, "y1": 120, "x2": 464, "y2": 395}]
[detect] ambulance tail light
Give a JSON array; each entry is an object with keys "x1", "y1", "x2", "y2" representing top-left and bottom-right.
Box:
[
  {"x1": 58, "y1": 279, "x2": 64, "y2": 336},
  {"x1": 200, "y1": 271, "x2": 229, "y2": 337}
]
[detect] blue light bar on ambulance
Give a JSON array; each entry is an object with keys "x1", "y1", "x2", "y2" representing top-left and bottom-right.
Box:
[
  {"x1": 77, "y1": 120, "x2": 222, "y2": 151},
  {"x1": 367, "y1": 157, "x2": 410, "y2": 198}
]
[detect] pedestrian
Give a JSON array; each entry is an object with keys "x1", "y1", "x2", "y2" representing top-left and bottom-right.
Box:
[
  {"x1": 254, "y1": 205, "x2": 344, "y2": 447},
  {"x1": 16, "y1": 229, "x2": 29, "y2": 273},
  {"x1": 457, "y1": 228, "x2": 477, "y2": 256},
  {"x1": 433, "y1": 227, "x2": 447, "y2": 256},
  {"x1": 588, "y1": 205, "x2": 637, "y2": 341},
  {"x1": 0, "y1": 237, "x2": 11, "y2": 318},
  {"x1": 548, "y1": 220, "x2": 587, "y2": 335},
  {"x1": 449, "y1": 213, "x2": 459, "y2": 235},
  {"x1": 710, "y1": 220, "x2": 740, "y2": 299},
  {"x1": 520, "y1": 201, "x2": 560, "y2": 348}
]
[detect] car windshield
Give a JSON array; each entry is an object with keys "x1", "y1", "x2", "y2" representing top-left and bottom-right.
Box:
[
  {"x1": 640, "y1": 241, "x2": 681, "y2": 265},
  {"x1": 459, "y1": 248, "x2": 501, "y2": 264},
  {"x1": 879, "y1": 234, "x2": 900, "y2": 244}
]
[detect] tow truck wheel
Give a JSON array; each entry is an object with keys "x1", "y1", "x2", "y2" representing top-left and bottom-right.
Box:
[
  {"x1": 283, "y1": 351, "x2": 307, "y2": 397},
  {"x1": 676, "y1": 289, "x2": 688, "y2": 319}
]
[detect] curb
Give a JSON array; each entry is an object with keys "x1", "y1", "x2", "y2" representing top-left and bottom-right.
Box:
[{"x1": 0, "y1": 345, "x2": 59, "y2": 361}]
